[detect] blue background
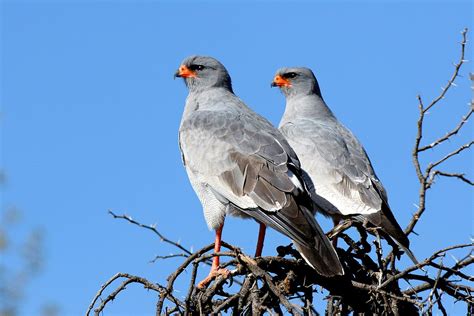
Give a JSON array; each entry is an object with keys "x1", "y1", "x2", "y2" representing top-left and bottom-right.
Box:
[{"x1": 2, "y1": 1, "x2": 472, "y2": 315}]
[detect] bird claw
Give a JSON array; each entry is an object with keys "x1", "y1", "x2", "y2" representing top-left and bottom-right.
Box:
[{"x1": 197, "y1": 268, "x2": 230, "y2": 289}]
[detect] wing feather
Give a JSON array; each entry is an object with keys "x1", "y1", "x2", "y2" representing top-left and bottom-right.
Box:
[
  {"x1": 281, "y1": 120, "x2": 383, "y2": 214},
  {"x1": 180, "y1": 110, "x2": 299, "y2": 213}
]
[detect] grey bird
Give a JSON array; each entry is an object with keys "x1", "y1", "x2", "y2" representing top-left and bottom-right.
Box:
[
  {"x1": 272, "y1": 67, "x2": 417, "y2": 264},
  {"x1": 176, "y1": 56, "x2": 344, "y2": 287}
]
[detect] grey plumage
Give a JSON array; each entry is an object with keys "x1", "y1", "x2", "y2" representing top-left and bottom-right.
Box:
[
  {"x1": 274, "y1": 67, "x2": 417, "y2": 264},
  {"x1": 177, "y1": 56, "x2": 343, "y2": 276}
]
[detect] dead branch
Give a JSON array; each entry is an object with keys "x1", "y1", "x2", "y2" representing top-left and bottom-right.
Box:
[
  {"x1": 407, "y1": 27, "x2": 472, "y2": 236},
  {"x1": 108, "y1": 210, "x2": 193, "y2": 257},
  {"x1": 86, "y1": 231, "x2": 472, "y2": 315}
]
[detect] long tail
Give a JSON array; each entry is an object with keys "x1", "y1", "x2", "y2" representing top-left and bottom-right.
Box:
[
  {"x1": 395, "y1": 240, "x2": 419, "y2": 266},
  {"x1": 244, "y1": 202, "x2": 344, "y2": 277},
  {"x1": 295, "y1": 205, "x2": 344, "y2": 276}
]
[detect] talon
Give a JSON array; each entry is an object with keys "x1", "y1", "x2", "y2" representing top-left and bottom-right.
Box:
[{"x1": 197, "y1": 268, "x2": 230, "y2": 289}]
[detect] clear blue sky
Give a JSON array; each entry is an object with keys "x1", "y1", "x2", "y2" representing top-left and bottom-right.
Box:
[{"x1": 2, "y1": 1, "x2": 472, "y2": 315}]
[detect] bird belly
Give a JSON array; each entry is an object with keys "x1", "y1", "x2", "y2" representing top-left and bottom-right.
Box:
[
  {"x1": 185, "y1": 167, "x2": 227, "y2": 230},
  {"x1": 313, "y1": 182, "x2": 378, "y2": 216}
]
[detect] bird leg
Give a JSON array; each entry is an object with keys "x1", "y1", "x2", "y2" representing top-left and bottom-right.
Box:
[
  {"x1": 254, "y1": 223, "x2": 266, "y2": 257},
  {"x1": 197, "y1": 223, "x2": 230, "y2": 289}
]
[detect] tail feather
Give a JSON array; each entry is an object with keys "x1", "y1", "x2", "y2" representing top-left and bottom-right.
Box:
[
  {"x1": 294, "y1": 240, "x2": 344, "y2": 277},
  {"x1": 242, "y1": 202, "x2": 344, "y2": 277},
  {"x1": 396, "y1": 240, "x2": 419, "y2": 266},
  {"x1": 297, "y1": 205, "x2": 344, "y2": 276}
]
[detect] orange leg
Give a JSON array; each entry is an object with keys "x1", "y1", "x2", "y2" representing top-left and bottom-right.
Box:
[
  {"x1": 197, "y1": 223, "x2": 230, "y2": 289},
  {"x1": 211, "y1": 223, "x2": 224, "y2": 269},
  {"x1": 255, "y1": 223, "x2": 266, "y2": 257}
]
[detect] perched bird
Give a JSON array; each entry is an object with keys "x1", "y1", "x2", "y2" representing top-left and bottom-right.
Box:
[
  {"x1": 176, "y1": 56, "x2": 343, "y2": 287},
  {"x1": 272, "y1": 67, "x2": 417, "y2": 264}
]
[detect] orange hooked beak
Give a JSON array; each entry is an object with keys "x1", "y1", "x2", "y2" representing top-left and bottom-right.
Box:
[
  {"x1": 271, "y1": 75, "x2": 291, "y2": 87},
  {"x1": 174, "y1": 65, "x2": 197, "y2": 78}
]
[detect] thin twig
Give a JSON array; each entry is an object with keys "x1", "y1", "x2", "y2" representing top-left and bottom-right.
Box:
[
  {"x1": 428, "y1": 170, "x2": 474, "y2": 187},
  {"x1": 427, "y1": 140, "x2": 474, "y2": 173},
  {"x1": 86, "y1": 273, "x2": 169, "y2": 316},
  {"x1": 150, "y1": 253, "x2": 188, "y2": 263},
  {"x1": 379, "y1": 243, "x2": 473, "y2": 289},
  {"x1": 419, "y1": 106, "x2": 473, "y2": 152},
  {"x1": 109, "y1": 210, "x2": 193, "y2": 256},
  {"x1": 422, "y1": 28, "x2": 468, "y2": 114}
]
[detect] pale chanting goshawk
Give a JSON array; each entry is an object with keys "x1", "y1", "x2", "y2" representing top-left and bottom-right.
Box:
[
  {"x1": 176, "y1": 56, "x2": 344, "y2": 287},
  {"x1": 272, "y1": 67, "x2": 417, "y2": 264}
]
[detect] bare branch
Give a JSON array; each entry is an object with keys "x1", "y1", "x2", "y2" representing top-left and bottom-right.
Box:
[
  {"x1": 239, "y1": 254, "x2": 302, "y2": 315},
  {"x1": 379, "y1": 243, "x2": 473, "y2": 290},
  {"x1": 428, "y1": 170, "x2": 474, "y2": 188},
  {"x1": 427, "y1": 140, "x2": 474, "y2": 172},
  {"x1": 351, "y1": 281, "x2": 422, "y2": 306},
  {"x1": 108, "y1": 210, "x2": 193, "y2": 256},
  {"x1": 413, "y1": 95, "x2": 426, "y2": 183},
  {"x1": 435, "y1": 290, "x2": 448, "y2": 316},
  {"x1": 422, "y1": 28, "x2": 468, "y2": 114},
  {"x1": 86, "y1": 273, "x2": 168, "y2": 316},
  {"x1": 403, "y1": 255, "x2": 474, "y2": 300},
  {"x1": 408, "y1": 29, "x2": 471, "y2": 236},
  {"x1": 88, "y1": 218, "x2": 473, "y2": 315},
  {"x1": 149, "y1": 253, "x2": 188, "y2": 263},
  {"x1": 419, "y1": 106, "x2": 473, "y2": 152}
]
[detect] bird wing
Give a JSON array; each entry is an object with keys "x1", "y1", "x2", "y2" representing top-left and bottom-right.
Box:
[
  {"x1": 281, "y1": 119, "x2": 384, "y2": 215},
  {"x1": 333, "y1": 123, "x2": 413, "y2": 257}
]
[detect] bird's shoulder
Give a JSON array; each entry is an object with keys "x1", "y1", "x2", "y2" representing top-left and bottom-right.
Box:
[
  {"x1": 283, "y1": 118, "x2": 377, "y2": 179},
  {"x1": 283, "y1": 117, "x2": 389, "y2": 207},
  {"x1": 180, "y1": 98, "x2": 299, "y2": 165}
]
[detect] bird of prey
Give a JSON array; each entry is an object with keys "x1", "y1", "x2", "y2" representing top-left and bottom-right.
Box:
[
  {"x1": 176, "y1": 56, "x2": 343, "y2": 287},
  {"x1": 272, "y1": 67, "x2": 417, "y2": 264}
]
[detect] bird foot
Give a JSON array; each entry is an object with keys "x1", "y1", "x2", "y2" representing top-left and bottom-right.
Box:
[{"x1": 197, "y1": 268, "x2": 230, "y2": 289}]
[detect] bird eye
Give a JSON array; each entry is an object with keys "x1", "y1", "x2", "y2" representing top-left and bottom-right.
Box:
[
  {"x1": 285, "y1": 72, "x2": 298, "y2": 79},
  {"x1": 190, "y1": 64, "x2": 205, "y2": 71}
]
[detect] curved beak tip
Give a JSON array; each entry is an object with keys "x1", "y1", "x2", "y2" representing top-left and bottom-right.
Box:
[{"x1": 272, "y1": 75, "x2": 291, "y2": 88}]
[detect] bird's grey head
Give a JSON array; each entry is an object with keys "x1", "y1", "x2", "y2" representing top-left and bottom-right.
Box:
[
  {"x1": 271, "y1": 67, "x2": 322, "y2": 98},
  {"x1": 175, "y1": 56, "x2": 233, "y2": 93}
]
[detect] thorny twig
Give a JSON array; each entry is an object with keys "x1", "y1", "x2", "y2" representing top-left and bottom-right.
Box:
[
  {"x1": 108, "y1": 210, "x2": 193, "y2": 256},
  {"x1": 407, "y1": 27, "x2": 472, "y2": 236}
]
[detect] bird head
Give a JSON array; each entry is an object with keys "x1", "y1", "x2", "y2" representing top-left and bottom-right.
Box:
[
  {"x1": 271, "y1": 67, "x2": 321, "y2": 98},
  {"x1": 175, "y1": 56, "x2": 233, "y2": 92}
]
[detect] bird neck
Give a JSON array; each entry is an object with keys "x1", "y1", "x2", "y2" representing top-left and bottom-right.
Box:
[
  {"x1": 182, "y1": 87, "x2": 236, "y2": 117},
  {"x1": 281, "y1": 94, "x2": 335, "y2": 124},
  {"x1": 186, "y1": 75, "x2": 233, "y2": 94}
]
